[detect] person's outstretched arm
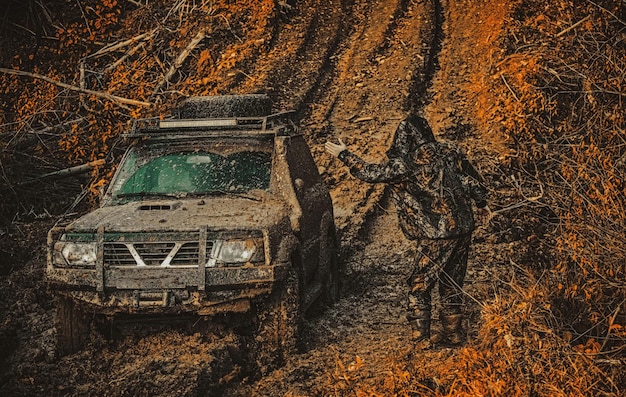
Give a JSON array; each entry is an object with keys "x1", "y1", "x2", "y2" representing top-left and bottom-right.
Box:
[{"x1": 325, "y1": 139, "x2": 409, "y2": 183}]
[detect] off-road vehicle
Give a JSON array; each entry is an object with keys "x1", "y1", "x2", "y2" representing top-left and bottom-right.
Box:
[{"x1": 46, "y1": 94, "x2": 339, "y2": 372}]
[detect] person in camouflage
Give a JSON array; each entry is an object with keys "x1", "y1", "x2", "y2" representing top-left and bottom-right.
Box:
[{"x1": 325, "y1": 114, "x2": 489, "y2": 347}]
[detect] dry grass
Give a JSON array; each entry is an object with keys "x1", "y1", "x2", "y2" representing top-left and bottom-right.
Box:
[{"x1": 492, "y1": 0, "x2": 625, "y2": 357}]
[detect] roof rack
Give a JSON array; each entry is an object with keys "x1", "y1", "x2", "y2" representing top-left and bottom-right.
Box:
[{"x1": 124, "y1": 111, "x2": 295, "y2": 139}]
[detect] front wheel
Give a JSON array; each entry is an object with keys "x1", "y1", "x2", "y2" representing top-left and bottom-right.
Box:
[
  {"x1": 319, "y1": 231, "x2": 341, "y2": 307},
  {"x1": 248, "y1": 267, "x2": 300, "y2": 376},
  {"x1": 55, "y1": 295, "x2": 92, "y2": 356}
]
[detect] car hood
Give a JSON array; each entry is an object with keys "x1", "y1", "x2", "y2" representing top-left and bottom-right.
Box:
[{"x1": 65, "y1": 196, "x2": 288, "y2": 233}]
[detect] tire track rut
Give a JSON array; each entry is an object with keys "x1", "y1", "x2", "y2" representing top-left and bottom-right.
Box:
[
  {"x1": 283, "y1": 0, "x2": 445, "y2": 246},
  {"x1": 225, "y1": 0, "x2": 446, "y2": 393}
]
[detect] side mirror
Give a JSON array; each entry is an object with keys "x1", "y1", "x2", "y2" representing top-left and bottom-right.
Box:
[{"x1": 295, "y1": 178, "x2": 304, "y2": 192}]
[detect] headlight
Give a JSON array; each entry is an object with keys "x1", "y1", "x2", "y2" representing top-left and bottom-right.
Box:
[
  {"x1": 60, "y1": 242, "x2": 97, "y2": 266},
  {"x1": 213, "y1": 238, "x2": 264, "y2": 265}
]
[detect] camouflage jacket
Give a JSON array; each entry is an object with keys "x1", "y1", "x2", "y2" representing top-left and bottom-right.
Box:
[{"x1": 338, "y1": 141, "x2": 487, "y2": 240}]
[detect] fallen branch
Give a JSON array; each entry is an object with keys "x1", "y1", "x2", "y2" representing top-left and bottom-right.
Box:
[
  {"x1": 0, "y1": 68, "x2": 152, "y2": 107},
  {"x1": 19, "y1": 159, "x2": 105, "y2": 185},
  {"x1": 0, "y1": 117, "x2": 87, "y2": 138},
  {"x1": 151, "y1": 30, "x2": 206, "y2": 96},
  {"x1": 104, "y1": 41, "x2": 147, "y2": 73},
  {"x1": 500, "y1": 73, "x2": 520, "y2": 102},
  {"x1": 556, "y1": 15, "x2": 591, "y2": 37},
  {"x1": 80, "y1": 61, "x2": 87, "y2": 109},
  {"x1": 87, "y1": 29, "x2": 157, "y2": 59},
  {"x1": 127, "y1": 0, "x2": 145, "y2": 7}
]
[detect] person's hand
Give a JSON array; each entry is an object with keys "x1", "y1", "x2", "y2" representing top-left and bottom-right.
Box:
[
  {"x1": 476, "y1": 205, "x2": 493, "y2": 225},
  {"x1": 325, "y1": 139, "x2": 347, "y2": 158}
]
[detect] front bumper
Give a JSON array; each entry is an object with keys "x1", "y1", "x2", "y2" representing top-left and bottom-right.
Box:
[
  {"x1": 47, "y1": 263, "x2": 287, "y2": 315},
  {"x1": 46, "y1": 226, "x2": 289, "y2": 315}
]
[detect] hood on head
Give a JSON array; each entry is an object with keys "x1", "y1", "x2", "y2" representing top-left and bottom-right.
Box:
[{"x1": 386, "y1": 114, "x2": 435, "y2": 159}]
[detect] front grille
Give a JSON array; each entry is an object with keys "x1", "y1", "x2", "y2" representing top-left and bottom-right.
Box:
[
  {"x1": 104, "y1": 241, "x2": 212, "y2": 267},
  {"x1": 104, "y1": 243, "x2": 136, "y2": 266}
]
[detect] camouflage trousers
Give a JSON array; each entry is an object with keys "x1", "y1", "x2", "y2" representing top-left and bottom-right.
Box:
[{"x1": 406, "y1": 233, "x2": 472, "y2": 319}]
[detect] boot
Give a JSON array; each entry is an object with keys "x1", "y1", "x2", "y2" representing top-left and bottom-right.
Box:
[
  {"x1": 408, "y1": 312, "x2": 431, "y2": 348},
  {"x1": 440, "y1": 313, "x2": 464, "y2": 346}
]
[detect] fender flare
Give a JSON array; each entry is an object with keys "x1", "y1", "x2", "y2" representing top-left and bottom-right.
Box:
[
  {"x1": 319, "y1": 211, "x2": 336, "y2": 243},
  {"x1": 276, "y1": 234, "x2": 302, "y2": 278}
]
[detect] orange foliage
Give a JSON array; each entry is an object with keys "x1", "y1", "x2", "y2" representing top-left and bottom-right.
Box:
[
  {"x1": 479, "y1": 0, "x2": 626, "y2": 362},
  {"x1": 1, "y1": 0, "x2": 280, "y2": 202},
  {"x1": 445, "y1": 0, "x2": 625, "y2": 354}
]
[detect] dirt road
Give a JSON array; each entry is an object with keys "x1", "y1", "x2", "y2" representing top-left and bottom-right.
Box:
[{"x1": 0, "y1": 0, "x2": 505, "y2": 395}]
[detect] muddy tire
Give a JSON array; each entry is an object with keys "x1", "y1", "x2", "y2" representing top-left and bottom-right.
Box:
[
  {"x1": 177, "y1": 94, "x2": 273, "y2": 119},
  {"x1": 319, "y1": 230, "x2": 341, "y2": 307},
  {"x1": 55, "y1": 295, "x2": 91, "y2": 356},
  {"x1": 249, "y1": 267, "x2": 300, "y2": 376}
]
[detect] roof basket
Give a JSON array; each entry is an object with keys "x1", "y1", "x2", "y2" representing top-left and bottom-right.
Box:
[{"x1": 124, "y1": 111, "x2": 295, "y2": 139}]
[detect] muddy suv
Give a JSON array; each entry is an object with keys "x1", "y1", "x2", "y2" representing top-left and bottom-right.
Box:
[{"x1": 47, "y1": 95, "x2": 339, "y2": 371}]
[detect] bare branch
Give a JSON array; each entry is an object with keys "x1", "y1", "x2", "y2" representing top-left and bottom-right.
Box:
[
  {"x1": 151, "y1": 30, "x2": 206, "y2": 96},
  {"x1": 0, "y1": 68, "x2": 152, "y2": 107},
  {"x1": 104, "y1": 41, "x2": 147, "y2": 74},
  {"x1": 556, "y1": 15, "x2": 591, "y2": 37},
  {"x1": 19, "y1": 159, "x2": 105, "y2": 185},
  {"x1": 500, "y1": 73, "x2": 520, "y2": 102},
  {"x1": 0, "y1": 117, "x2": 87, "y2": 138},
  {"x1": 87, "y1": 29, "x2": 157, "y2": 59}
]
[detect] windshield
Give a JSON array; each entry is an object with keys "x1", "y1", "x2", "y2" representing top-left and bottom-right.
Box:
[{"x1": 108, "y1": 140, "x2": 273, "y2": 203}]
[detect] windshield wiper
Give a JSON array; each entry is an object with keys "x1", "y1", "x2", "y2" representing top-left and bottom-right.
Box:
[
  {"x1": 116, "y1": 190, "x2": 264, "y2": 202},
  {"x1": 115, "y1": 192, "x2": 183, "y2": 199},
  {"x1": 188, "y1": 190, "x2": 262, "y2": 202}
]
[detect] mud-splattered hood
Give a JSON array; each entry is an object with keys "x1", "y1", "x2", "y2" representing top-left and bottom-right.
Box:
[{"x1": 65, "y1": 196, "x2": 288, "y2": 233}]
